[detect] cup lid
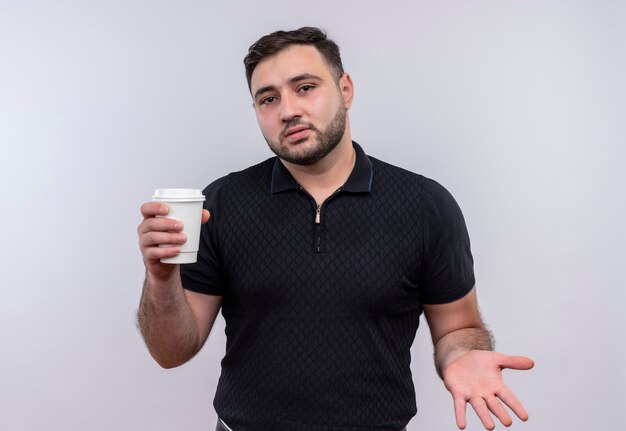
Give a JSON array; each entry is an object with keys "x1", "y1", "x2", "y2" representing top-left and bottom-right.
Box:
[{"x1": 152, "y1": 188, "x2": 206, "y2": 201}]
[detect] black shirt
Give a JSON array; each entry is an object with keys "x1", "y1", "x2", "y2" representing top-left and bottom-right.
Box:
[{"x1": 181, "y1": 142, "x2": 475, "y2": 430}]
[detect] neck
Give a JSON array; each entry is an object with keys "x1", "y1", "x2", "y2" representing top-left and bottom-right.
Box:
[{"x1": 281, "y1": 136, "x2": 355, "y2": 205}]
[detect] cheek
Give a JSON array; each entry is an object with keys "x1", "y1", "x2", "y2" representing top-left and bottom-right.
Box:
[
  {"x1": 314, "y1": 91, "x2": 342, "y2": 115},
  {"x1": 255, "y1": 112, "x2": 275, "y2": 134}
]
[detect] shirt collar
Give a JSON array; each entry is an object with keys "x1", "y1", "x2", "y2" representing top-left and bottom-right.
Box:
[{"x1": 270, "y1": 141, "x2": 373, "y2": 194}]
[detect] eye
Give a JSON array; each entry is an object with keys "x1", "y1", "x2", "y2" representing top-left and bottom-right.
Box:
[
  {"x1": 260, "y1": 96, "x2": 277, "y2": 106},
  {"x1": 299, "y1": 84, "x2": 315, "y2": 93}
]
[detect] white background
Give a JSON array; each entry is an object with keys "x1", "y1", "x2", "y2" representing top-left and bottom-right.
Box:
[{"x1": 1, "y1": 1, "x2": 624, "y2": 430}]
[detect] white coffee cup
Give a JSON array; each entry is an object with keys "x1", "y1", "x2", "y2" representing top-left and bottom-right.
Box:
[{"x1": 152, "y1": 188, "x2": 206, "y2": 264}]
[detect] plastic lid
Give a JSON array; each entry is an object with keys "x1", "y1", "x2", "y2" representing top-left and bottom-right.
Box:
[{"x1": 152, "y1": 188, "x2": 206, "y2": 202}]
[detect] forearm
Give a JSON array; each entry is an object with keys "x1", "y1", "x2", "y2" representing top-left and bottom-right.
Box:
[
  {"x1": 434, "y1": 326, "x2": 494, "y2": 378},
  {"x1": 137, "y1": 268, "x2": 200, "y2": 368}
]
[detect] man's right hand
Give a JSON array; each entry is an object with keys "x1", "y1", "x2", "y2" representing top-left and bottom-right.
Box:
[
  {"x1": 137, "y1": 202, "x2": 210, "y2": 281},
  {"x1": 137, "y1": 202, "x2": 217, "y2": 368}
]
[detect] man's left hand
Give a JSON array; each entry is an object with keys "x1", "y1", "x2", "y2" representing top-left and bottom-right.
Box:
[{"x1": 442, "y1": 350, "x2": 534, "y2": 430}]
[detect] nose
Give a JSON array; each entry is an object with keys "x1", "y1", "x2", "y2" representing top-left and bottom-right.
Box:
[{"x1": 279, "y1": 92, "x2": 303, "y2": 122}]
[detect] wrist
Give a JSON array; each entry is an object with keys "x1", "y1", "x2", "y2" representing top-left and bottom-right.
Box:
[
  {"x1": 143, "y1": 266, "x2": 183, "y2": 305},
  {"x1": 437, "y1": 347, "x2": 471, "y2": 378},
  {"x1": 146, "y1": 264, "x2": 180, "y2": 287},
  {"x1": 434, "y1": 327, "x2": 494, "y2": 378}
]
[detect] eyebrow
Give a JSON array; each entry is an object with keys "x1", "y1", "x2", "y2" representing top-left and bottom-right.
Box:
[{"x1": 253, "y1": 73, "x2": 323, "y2": 101}]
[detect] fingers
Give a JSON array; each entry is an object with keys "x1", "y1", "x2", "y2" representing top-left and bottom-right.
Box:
[
  {"x1": 142, "y1": 243, "x2": 182, "y2": 261},
  {"x1": 465, "y1": 397, "x2": 513, "y2": 430},
  {"x1": 485, "y1": 396, "x2": 513, "y2": 427},
  {"x1": 457, "y1": 390, "x2": 527, "y2": 430},
  {"x1": 454, "y1": 396, "x2": 467, "y2": 429},
  {"x1": 446, "y1": 351, "x2": 532, "y2": 429},
  {"x1": 139, "y1": 230, "x2": 186, "y2": 260},
  {"x1": 497, "y1": 386, "x2": 529, "y2": 421},
  {"x1": 496, "y1": 354, "x2": 532, "y2": 421},
  {"x1": 138, "y1": 202, "x2": 209, "y2": 267},
  {"x1": 499, "y1": 355, "x2": 535, "y2": 371},
  {"x1": 140, "y1": 204, "x2": 210, "y2": 227},
  {"x1": 201, "y1": 209, "x2": 211, "y2": 224},
  {"x1": 138, "y1": 215, "x2": 184, "y2": 235},
  {"x1": 138, "y1": 201, "x2": 187, "y2": 263},
  {"x1": 468, "y1": 398, "x2": 496, "y2": 430},
  {"x1": 141, "y1": 202, "x2": 169, "y2": 219},
  {"x1": 140, "y1": 231, "x2": 187, "y2": 249}
]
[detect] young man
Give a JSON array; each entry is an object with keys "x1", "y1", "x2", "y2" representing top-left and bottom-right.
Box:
[{"x1": 137, "y1": 27, "x2": 533, "y2": 431}]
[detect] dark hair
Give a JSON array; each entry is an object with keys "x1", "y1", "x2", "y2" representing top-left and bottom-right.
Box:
[{"x1": 244, "y1": 26, "x2": 344, "y2": 92}]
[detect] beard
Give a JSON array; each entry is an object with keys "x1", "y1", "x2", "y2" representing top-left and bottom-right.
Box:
[{"x1": 264, "y1": 104, "x2": 347, "y2": 166}]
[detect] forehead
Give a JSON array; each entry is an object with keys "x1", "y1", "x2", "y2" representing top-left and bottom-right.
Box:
[{"x1": 250, "y1": 45, "x2": 333, "y2": 93}]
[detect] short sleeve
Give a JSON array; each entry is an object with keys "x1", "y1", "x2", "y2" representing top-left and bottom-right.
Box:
[
  {"x1": 418, "y1": 177, "x2": 475, "y2": 304},
  {"x1": 180, "y1": 176, "x2": 228, "y2": 296}
]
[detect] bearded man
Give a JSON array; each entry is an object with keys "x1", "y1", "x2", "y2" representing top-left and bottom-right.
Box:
[{"x1": 137, "y1": 27, "x2": 533, "y2": 431}]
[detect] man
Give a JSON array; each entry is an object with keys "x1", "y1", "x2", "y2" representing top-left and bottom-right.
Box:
[{"x1": 137, "y1": 27, "x2": 533, "y2": 431}]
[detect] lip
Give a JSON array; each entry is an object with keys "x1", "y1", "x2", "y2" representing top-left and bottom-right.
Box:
[
  {"x1": 285, "y1": 126, "x2": 309, "y2": 137},
  {"x1": 283, "y1": 126, "x2": 310, "y2": 142}
]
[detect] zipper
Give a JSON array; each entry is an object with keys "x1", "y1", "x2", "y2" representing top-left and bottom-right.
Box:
[
  {"x1": 300, "y1": 186, "x2": 343, "y2": 224},
  {"x1": 299, "y1": 186, "x2": 343, "y2": 252}
]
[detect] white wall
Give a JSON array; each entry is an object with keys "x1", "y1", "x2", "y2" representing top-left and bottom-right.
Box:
[{"x1": 1, "y1": 1, "x2": 624, "y2": 430}]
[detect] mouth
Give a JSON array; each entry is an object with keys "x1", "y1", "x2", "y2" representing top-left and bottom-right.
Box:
[
  {"x1": 285, "y1": 125, "x2": 309, "y2": 136},
  {"x1": 283, "y1": 126, "x2": 310, "y2": 141}
]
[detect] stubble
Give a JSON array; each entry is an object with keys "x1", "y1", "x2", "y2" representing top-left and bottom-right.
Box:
[{"x1": 264, "y1": 104, "x2": 347, "y2": 166}]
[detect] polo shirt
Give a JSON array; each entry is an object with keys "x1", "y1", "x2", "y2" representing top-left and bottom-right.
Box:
[{"x1": 180, "y1": 142, "x2": 475, "y2": 430}]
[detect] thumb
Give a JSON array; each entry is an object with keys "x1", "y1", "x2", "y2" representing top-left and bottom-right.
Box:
[
  {"x1": 201, "y1": 209, "x2": 211, "y2": 224},
  {"x1": 499, "y1": 355, "x2": 535, "y2": 371}
]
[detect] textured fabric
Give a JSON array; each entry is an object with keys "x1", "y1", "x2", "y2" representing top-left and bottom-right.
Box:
[
  {"x1": 217, "y1": 418, "x2": 406, "y2": 431},
  {"x1": 181, "y1": 142, "x2": 475, "y2": 430}
]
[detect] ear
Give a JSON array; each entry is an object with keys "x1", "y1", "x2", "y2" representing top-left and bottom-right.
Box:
[{"x1": 339, "y1": 73, "x2": 354, "y2": 109}]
